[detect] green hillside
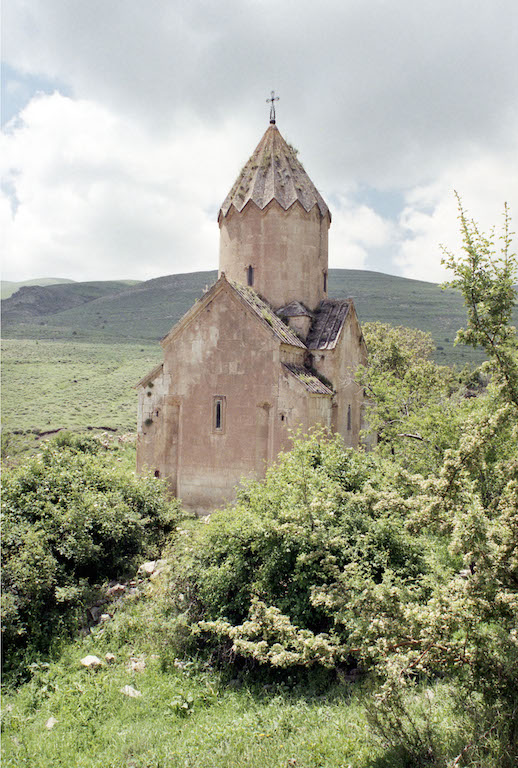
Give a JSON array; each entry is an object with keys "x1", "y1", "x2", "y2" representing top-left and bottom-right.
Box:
[
  {"x1": 329, "y1": 269, "x2": 486, "y2": 365},
  {"x1": 2, "y1": 268, "x2": 495, "y2": 441},
  {"x1": 2, "y1": 280, "x2": 142, "y2": 324},
  {"x1": 1, "y1": 277, "x2": 76, "y2": 300},
  {"x1": 1, "y1": 269, "x2": 492, "y2": 365},
  {"x1": 1, "y1": 339, "x2": 161, "y2": 438},
  {"x1": 1, "y1": 272, "x2": 213, "y2": 341}
]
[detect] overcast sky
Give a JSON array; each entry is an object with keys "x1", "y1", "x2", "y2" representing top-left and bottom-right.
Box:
[{"x1": 2, "y1": 0, "x2": 517, "y2": 284}]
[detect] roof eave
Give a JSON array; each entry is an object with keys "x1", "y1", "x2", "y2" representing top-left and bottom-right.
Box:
[{"x1": 135, "y1": 362, "x2": 164, "y2": 389}]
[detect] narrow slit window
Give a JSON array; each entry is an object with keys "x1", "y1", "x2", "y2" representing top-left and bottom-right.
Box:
[
  {"x1": 347, "y1": 404, "x2": 352, "y2": 431},
  {"x1": 213, "y1": 396, "x2": 226, "y2": 432},
  {"x1": 323, "y1": 271, "x2": 328, "y2": 293},
  {"x1": 247, "y1": 265, "x2": 254, "y2": 286}
]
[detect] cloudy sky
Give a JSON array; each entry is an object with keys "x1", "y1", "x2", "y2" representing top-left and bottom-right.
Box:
[{"x1": 2, "y1": 0, "x2": 517, "y2": 284}]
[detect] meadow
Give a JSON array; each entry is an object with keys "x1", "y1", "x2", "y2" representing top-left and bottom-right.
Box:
[
  {"x1": 1, "y1": 593, "x2": 383, "y2": 768},
  {"x1": 1, "y1": 514, "x2": 459, "y2": 768},
  {"x1": 1, "y1": 339, "x2": 161, "y2": 439}
]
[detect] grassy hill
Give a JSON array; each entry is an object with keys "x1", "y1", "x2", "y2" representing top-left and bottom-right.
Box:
[
  {"x1": 3, "y1": 268, "x2": 503, "y2": 442},
  {"x1": 1, "y1": 269, "x2": 491, "y2": 365},
  {"x1": 1, "y1": 339, "x2": 162, "y2": 440},
  {"x1": 1, "y1": 277, "x2": 76, "y2": 300},
  {"x1": 2, "y1": 280, "x2": 142, "y2": 324}
]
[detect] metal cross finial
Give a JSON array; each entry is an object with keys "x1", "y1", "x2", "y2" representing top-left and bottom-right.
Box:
[{"x1": 266, "y1": 90, "x2": 279, "y2": 124}]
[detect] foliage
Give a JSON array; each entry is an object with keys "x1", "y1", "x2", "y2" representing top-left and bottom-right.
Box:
[
  {"x1": 357, "y1": 322, "x2": 479, "y2": 472},
  {"x1": 0, "y1": 547, "x2": 465, "y2": 768},
  {"x1": 363, "y1": 201, "x2": 518, "y2": 767},
  {"x1": 1, "y1": 432, "x2": 179, "y2": 682},
  {"x1": 1, "y1": 579, "x2": 393, "y2": 768},
  {"x1": 442, "y1": 193, "x2": 518, "y2": 407},
  {"x1": 168, "y1": 432, "x2": 434, "y2": 672}
]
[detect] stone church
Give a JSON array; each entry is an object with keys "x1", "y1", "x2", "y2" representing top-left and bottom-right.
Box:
[{"x1": 136, "y1": 113, "x2": 367, "y2": 514}]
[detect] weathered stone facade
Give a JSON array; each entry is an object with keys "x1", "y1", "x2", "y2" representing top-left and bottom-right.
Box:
[{"x1": 136, "y1": 120, "x2": 367, "y2": 514}]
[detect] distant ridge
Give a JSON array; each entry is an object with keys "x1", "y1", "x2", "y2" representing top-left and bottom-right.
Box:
[
  {"x1": 1, "y1": 277, "x2": 76, "y2": 300},
  {"x1": 2, "y1": 281, "x2": 142, "y2": 324},
  {"x1": 2, "y1": 268, "x2": 509, "y2": 365}
]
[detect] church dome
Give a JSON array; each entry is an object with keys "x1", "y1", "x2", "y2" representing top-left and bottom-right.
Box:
[{"x1": 218, "y1": 124, "x2": 330, "y2": 221}]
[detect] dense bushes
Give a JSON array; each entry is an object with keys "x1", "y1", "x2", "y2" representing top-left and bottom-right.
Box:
[
  {"x1": 1, "y1": 432, "x2": 179, "y2": 681},
  {"x1": 166, "y1": 409, "x2": 517, "y2": 764},
  {"x1": 169, "y1": 434, "x2": 437, "y2": 669}
]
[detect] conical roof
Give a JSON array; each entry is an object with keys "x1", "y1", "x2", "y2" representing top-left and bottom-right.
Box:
[{"x1": 218, "y1": 124, "x2": 330, "y2": 220}]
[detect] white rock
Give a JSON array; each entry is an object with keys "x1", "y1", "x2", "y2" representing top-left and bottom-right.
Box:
[
  {"x1": 130, "y1": 659, "x2": 146, "y2": 673},
  {"x1": 120, "y1": 685, "x2": 142, "y2": 698},
  {"x1": 138, "y1": 561, "x2": 156, "y2": 576},
  {"x1": 106, "y1": 583, "x2": 126, "y2": 597},
  {"x1": 100, "y1": 613, "x2": 111, "y2": 623},
  {"x1": 80, "y1": 655, "x2": 102, "y2": 669},
  {"x1": 105, "y1": 653, "x2": 116, "y2": 664},
  {"x1": 45, "y1": 717, "x2": 58, "y2": 729}
]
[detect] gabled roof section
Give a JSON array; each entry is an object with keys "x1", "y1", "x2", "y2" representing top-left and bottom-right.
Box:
[
  {"x1": 276, "y1": 300, "x2": 314, "y2": 318},
  {"x1": 135, "y1": 363, "x2": 163, "y2": 389},
  {"x1": 159, "y1": 275, "x2": 305, "y2": 350},
  {"x1": 219, "y1": 124, "x2": 330, "y2": 221},
  {"x1": 306, "y1": 299, "x2": 351, "y2": 350},
  {"x1": 230, "y1": 280, "x2": 306, "y2": 348},
  {"x1": 282, "y1": 363, "x2": 334, "y2": 395}
]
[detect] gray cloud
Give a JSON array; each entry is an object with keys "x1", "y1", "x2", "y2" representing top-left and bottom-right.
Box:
[{"x1": 2, "y1": 0, "x2": 517, "y2": 282}]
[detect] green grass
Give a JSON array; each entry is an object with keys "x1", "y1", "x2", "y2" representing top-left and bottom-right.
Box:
[
  {"x1": 0, "y1": 533, "x2": 466, "y2": 768},
  {"x1": 1, "y1": 339, "x2": 161, "y2": 437},
  {"x1": 2, "y1": 666, "x2": 377, "y2": 767}
]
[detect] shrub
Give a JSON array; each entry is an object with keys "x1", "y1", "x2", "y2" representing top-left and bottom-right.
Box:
[
  {"x1": 1, "y1": 432, "x2": 179, "y2": 681},
  {"x1": 170, "y1": 432, "x2": 432, "y2": 672}
]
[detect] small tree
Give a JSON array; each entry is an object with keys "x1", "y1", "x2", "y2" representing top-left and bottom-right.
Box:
[
  {"x1": 442, "y1": 193, "x2": 518, "y2": 407},
  {"x1": 356, "y1": 322, "x2": 466, "y2": 473}
]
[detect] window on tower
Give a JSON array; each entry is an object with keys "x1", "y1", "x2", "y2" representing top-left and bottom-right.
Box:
[
  {"x1": 247, "y1": 265, "x2": 254, "y2": 286},
  {"x1": 323, "y1": 270, "x2": 328, "y2": 293},
  {"x1": 213, "y1": 396, "x2": 226, "y2": 432}
]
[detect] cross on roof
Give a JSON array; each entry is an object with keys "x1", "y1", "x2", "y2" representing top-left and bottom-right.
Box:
[{"x1": 266, "y1": 90, "x2": 279, "y2": 124}]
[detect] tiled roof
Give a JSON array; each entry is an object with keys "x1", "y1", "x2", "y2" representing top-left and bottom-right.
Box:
[
  {"x1": 282, "y1": 363, "x2": 334, "y2": 395},
  {"x1": 231, "y1": 280, "x2": 306, "y2": 348},
  {"x1": 306, "y1": 300, "x2": 350, "y2": 350},
  {"x1": 219, "y1": 124, "x2": 330, "y2": 220},
  {"x1": 276, "y1": 301, "x2": 314, "y2": 318}
]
